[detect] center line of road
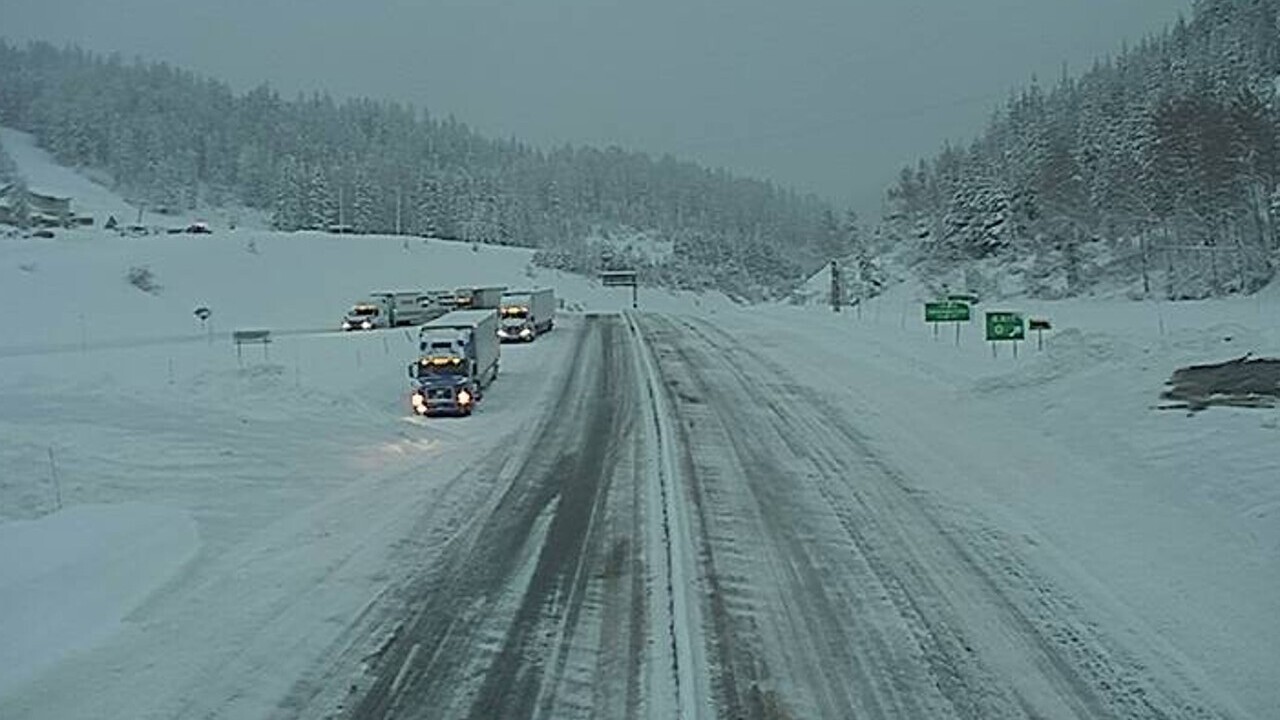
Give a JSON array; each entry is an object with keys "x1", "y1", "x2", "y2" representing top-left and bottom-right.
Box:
[{"x1": 626, "y1": 311, "x2": 704, "y2": 720}]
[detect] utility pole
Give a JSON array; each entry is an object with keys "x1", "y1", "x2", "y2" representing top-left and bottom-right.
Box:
[
  {"x1": 395, "y1": 187, "x2": 403, "y2": 235},
  {"x1": 830, "y1": 260, "x2": 843, "y2": 313}
]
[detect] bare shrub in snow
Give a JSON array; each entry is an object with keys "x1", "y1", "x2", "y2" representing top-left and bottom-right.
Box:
[{"x1": 127, "y1": 265, "x2": 162, "y2": 295}]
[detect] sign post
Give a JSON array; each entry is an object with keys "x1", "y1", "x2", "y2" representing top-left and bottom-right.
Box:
[
  {"x1": 232, "y1": 329, "x2": 272, "y2": 365},
  {"x1": 985, "y1": 312, "x2": 1025, "y2": 358},
  {"x1": 924, "y1": 301, "x2": 971, "y2": 346},
  {"x1": 1028, "y1": 318, "x2": 1052, "y2": 351},
  {"x1": 600, "y1": 270, "x2": 639, "y2": 309},
  {"x1": 194, "y1": 306, "x2": 212, "y2": 345},
  {"x1": 830, "y1": 261, "x2": 843, "y2": 313}
]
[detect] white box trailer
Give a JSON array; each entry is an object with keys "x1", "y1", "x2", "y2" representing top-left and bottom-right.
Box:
[
  {"x1": 498, "y1": 288, "x2": 555, "y2": 342},
  {"x1": 416, "y1": 309, "x2": 501, "y2": 387},
  {"x1": 409, "y1": 309, "x2": 501, "y2": 416},
  {"x1": 453, "y1": 286, "x2": 507, "y2": 310},
  {"x1": 342, "y1": 291, "x2": 435, "y2": 330}
]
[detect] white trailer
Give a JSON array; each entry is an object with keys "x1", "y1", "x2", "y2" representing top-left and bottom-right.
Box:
[
  {"x1": 453, "y1": 286, "x2": 507, "y2": 310},
  {"x1": 498, "y1": 288, "x2": 555, "y2": 342},
  {"x1": 341, "y1": 291, "x2": 434, "y2": 330},
  {"x1": 409, "y1": 309, "x2": 501, "y2": 416},
  {"x1": 416, "y1": 309, "x2": 501, "y2": 388}
]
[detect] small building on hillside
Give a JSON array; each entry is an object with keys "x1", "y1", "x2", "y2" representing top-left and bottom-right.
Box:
[
  {"x1": 0, "y1": 183, "x2": 76, "y2": 228},
  {"x1": 27, "y1": 189, "x2": 73, "y2": 227}
]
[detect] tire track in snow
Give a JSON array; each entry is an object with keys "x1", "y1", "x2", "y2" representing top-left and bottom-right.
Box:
[{"x1": 335, "y1": 315, "x2": 656, "y2": 720}]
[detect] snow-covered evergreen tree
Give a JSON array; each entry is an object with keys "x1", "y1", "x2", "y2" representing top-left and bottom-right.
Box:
[{"x1": 880, "y1": 0, "x2": 1280, "y2": 298}]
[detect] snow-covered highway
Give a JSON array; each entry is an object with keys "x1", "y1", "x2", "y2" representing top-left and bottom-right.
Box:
[{"x1": 294, "y1": 313, "x2": 1243, "y2": 720}]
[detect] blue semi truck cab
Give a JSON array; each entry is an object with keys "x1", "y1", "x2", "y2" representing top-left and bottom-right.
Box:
[{"x1": 408, "y1": 309, "x2": 500, "y2": 417}]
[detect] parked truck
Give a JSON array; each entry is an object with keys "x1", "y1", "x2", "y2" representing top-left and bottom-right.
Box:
[
  {"x1": 452, "y1": 286, "x2": 507, "y2": 310},
  {"x1": 342, "y1": 291, "x2": 441, "y2": 330},
  {"x1": 498, "y1": 288, "x2": 556, "y2": 342},
  {"x1": 408, "y1": 309, "x2": 500, "y2": 416}
]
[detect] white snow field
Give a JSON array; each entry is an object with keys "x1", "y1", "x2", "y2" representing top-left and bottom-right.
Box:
[
  {"x1": 736, "y1": 285, "x2": 1280, "y2": 718},
  {"x1": 0, "y1": 221, "x2": 729, "y2": 717},
  {"x1": 0, "y1": 141, "x2": 1277, "y2": 718}
]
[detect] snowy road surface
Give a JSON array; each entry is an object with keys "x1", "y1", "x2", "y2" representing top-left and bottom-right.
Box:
[{"x1": 303, "y1": 314, "x2": 1238, "y2": 720}]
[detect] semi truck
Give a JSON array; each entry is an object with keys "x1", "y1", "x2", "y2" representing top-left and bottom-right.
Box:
[
  {"x1": 452, "y1": 286, "x2": 507, "y2": 310},
  {"x1": 408, "y1": 309, "x2": 500, "y2": 416},
  {"x1": 342, "y1": 291, "x2": 442, "y2": 330},
  {"x1": 498, "y1": 288, "x2": 556, "y2": 342}
]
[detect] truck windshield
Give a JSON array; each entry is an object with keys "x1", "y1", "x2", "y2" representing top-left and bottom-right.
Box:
[
  {"x1": 502, "y1": 307, "x2": 528, "y2": 318},
  {"x1": 350, "y1": 306, "x2": 379, "y2": 316}
]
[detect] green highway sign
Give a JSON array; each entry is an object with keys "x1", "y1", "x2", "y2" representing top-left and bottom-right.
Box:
[
  {"x1": 985, "y1": 312, "x2": 1025, "y2": 341},
  {"x1": 924, "y1": 301, "x2": 971, "y2": 323},
  {"x1": 600, "y1": 270, "x2": 638, "y2": 287}
]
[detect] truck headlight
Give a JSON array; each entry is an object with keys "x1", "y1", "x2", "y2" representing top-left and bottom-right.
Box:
[
  {"x1": 457, "y1": 389, "x2": 472, "y2": 405},
  {"x1": 519, "y1": 328, "x2": 532, "y2": 337},
  {"x1": 361, "y1": 320, "x2": 373, "y2": 330},
  {"x1": 342, "y1": 321, "x2": 352, "y2": 330},
  {"x1": 411, "y1": 393, "x2": 425, "y2": 407}
]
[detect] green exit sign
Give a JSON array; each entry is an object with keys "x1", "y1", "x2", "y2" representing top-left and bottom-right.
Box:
[
  {"x1": 985, "y1": 312, "x2": 1025, "y2": 341},
  {"x1": 925, "y1": 301, "x2": 970, "y2": 322}
]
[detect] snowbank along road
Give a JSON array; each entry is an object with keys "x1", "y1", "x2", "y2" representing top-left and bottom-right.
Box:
[{"x1": 306, "y1": 312, "x2": 1236, "y2": 720}]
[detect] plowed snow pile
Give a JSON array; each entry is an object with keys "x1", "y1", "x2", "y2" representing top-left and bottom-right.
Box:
[{"x1": 1162, "y1": 355, "x2": 1280, "y2": 411}]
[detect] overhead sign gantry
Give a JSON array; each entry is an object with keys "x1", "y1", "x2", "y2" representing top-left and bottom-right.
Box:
[{"x1": 600, "y1": 270, "x2": 639, "y2": 309}]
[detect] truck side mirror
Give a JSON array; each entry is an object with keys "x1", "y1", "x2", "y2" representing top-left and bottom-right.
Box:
[{"x1": 407, "y1": 363, "x2": 419, "y2": 379}]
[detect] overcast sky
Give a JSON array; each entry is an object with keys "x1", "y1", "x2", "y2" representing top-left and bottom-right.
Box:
[{"x1": 3, "y1": 0, "x2": 1190, "y2": 215}]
